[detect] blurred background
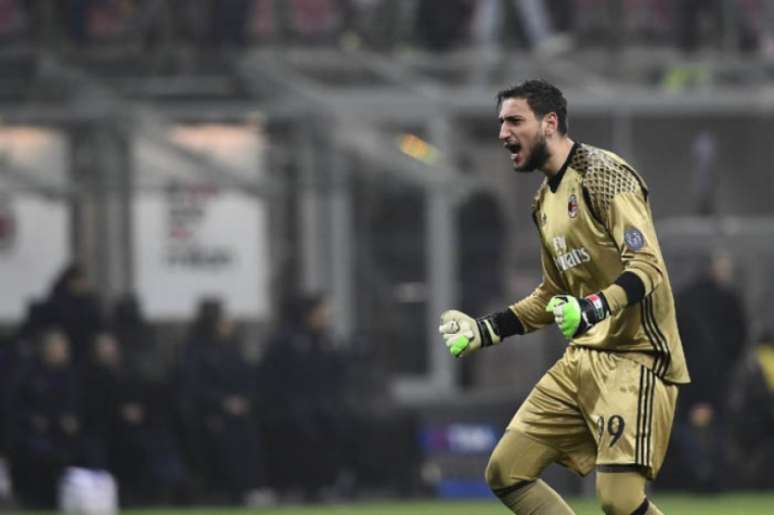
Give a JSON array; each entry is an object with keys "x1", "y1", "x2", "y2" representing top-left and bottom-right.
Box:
[{"x1": 0, "y1": 0, "x2": 773, "y2": 511}]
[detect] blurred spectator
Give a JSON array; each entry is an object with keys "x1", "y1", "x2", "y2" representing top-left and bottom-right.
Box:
[
  {"x1": 280, "y1": 0, "x2": 344, "y2": 45},
  {"x1": 0, "y1": 0, "x2": 25, "y2": 41},
  {"x1": 23, "y1": 0, "x2": 64, "y2": 45},
  {"x1": 473, "y1": 0, "x2": 573, "y2": 53},
  {"x1": 413, "y1": 0, "x2": 474, "y2": 51},
  {"x1": 112, "y1": 293, "x2": 168, "y2": 392},
  {"x1": 758, "y1": 0, "x2": 774, "y2": 58},
  {"x1": 248, "y1": 0, "x2": 277, "y2": 43},
  {"x1": 177, "y1": 298, "x2": 265, "y2": 504},
  {"x1": 8, "y1": 300, "x2": 49, "y2": 362},
  {"x1": 545, "y1": 0, "x2": 576, "y2": 35},
  {"x1": 79, "y1": 332, "x2": 121, "y2": 462},
  {"x1": 618, "y1": 0, "x2": 672, "y2": 44},
  {"x1": 80, "y1": 330, "x2": 188, "y2": 505},
  {"x1": 209, "y1": 0, "x2": 252, "y2": 48},
  {"x1": 570, "y1": 0, "x2": 614, "y2": 47},
  {"x1": 470, "y1": 0, "x2": 501, "y2": 53},
  {"x1": 8, "y1": 329, "x2": 83, "y2": 508},
  {"x1": 338, "y1": 0, "x2": 402, "y2": 51},
  {"x1": 68, "y1": 0, "x2": 90, "y2": 44},
  {"x1": 0, "y1": 299, "x2": 50, "y2": 504},
  {"x1": 82, "y1": 0, "x2": 135, "y2": 43},
  {"x1": 11, "y1": 0, "x2": 772, "y2": 55},
  {"x1": 674, "y1": 0, "x2": 757, "y2": 53},
  {"x1": 735, "y1": 0, "x2": 774, "y2": 57},
  {"x1": 42, "y1": 264, "x2": 103, "y2": 364},
  {"x1": 175, "y1": 298, "x2": 215, "y2": 482},
  {"x1": 668, "y1": 252, "x2": 747, "y2": 491},
  {"x1": 511, "y1": 0, "x2": 570, "y2": 54},
  {"x1": 261, "y1": 293, "x2": 357, "y2": 500},
  {"x1": 676, "y1": 0, "x2": 713, "y2": 52},
  {"x1": 133, "y1": 0, "x2": 178, "y2": 51},
  {"x1": 726, "y1": 330, "x2": 774, "y2": 489},
  {"x1": 733, "y1": 0, "x2": 763, "y2": 53}
]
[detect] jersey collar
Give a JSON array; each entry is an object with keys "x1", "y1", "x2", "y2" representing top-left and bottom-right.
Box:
[{"x1": 547, "y1": 142, "x2": 580, "y2": 193}]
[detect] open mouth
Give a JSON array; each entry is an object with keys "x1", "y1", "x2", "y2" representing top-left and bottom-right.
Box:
[{"x1": 505, "y1": 142, "x2": 522, "y2": 162}]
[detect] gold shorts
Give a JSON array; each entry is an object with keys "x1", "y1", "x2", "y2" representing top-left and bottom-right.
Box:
[{"x1": 508, "y1": 345, "x2": 678, "y2": 480}]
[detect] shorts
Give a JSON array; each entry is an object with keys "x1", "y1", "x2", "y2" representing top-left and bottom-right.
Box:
[{"x1": 508, "y1": 345, "x2": 678, "y2": 480}]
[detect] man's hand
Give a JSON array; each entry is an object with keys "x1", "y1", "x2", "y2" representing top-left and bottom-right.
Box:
[
  {"x1": 438, "y1": 310, "x2": 501, "y2": 358},
  {"x1": 546, "y1": 294, "x2": 608, "y2": 339}
]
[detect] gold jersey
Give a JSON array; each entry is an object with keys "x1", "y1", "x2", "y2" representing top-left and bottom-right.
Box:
[{"x1": 511, "y1": 143, "x2": 690, "y2": 384}]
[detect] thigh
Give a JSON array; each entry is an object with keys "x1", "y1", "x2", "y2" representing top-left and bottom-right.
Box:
[
  {"x1": 580, "y1": 350, "x2": 678, "y2": 479},
  {"x1": 487, "y1": 429, "x2": 561, "y2": 485},
  {"x1": 508, "y1": 348, "x2": 597, "y2": 476}
]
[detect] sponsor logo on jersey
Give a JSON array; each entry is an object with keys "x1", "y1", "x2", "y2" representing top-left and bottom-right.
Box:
[
  {"x1": 552, "y1": 236, "x2": 567, "y2": 254},
  {"x1": 551, "y1": 235, "x2": 591, "y2": 272},
  {"x1": 568, "y1": 193, "x2": 578, "y2": 218}
]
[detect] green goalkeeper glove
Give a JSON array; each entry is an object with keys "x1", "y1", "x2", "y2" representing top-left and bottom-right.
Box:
[
  {"x1": 438, "y1": 310, "x2": 502, "y2": 358},
  {"x1": 546, "y1": 294, "x2": 609, "y2": 339}
]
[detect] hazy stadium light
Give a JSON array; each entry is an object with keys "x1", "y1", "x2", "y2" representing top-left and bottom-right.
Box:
[{"x1": 398, "y1": 133, "x2": 440, "y2": 164}]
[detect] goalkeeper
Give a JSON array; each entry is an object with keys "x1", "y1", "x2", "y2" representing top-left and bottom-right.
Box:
[{"x1": 439, "y1": 80, "x2": 689, "y2": 515}]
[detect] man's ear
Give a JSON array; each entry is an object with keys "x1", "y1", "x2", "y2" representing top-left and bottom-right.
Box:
[{"x1": 543, "y1": 112, "x2": 559, "y2": 136}]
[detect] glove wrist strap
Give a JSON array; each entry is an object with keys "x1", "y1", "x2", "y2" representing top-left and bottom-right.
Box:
[
  {"x1": 476, "y1": 308, "x2": 525, "y2": 347},
  {"x1": 584, "y1": 293, "x2": 609, "y2": 323},
  {"x1": 475, "y1": 315, "x2": 500, "y2": 347}
]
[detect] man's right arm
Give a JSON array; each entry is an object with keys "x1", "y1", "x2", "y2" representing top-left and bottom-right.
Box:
[{"x1": 439, "y1": 239, "x2": 565, "y2": 357}]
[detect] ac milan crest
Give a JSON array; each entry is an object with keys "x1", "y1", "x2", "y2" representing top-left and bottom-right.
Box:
[{"x1": 568, "y1": 193, "x2": 578, "y2": 218}]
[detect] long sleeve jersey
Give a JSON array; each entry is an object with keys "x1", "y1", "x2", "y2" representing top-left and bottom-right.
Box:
[{"x1": 511, "y1": 143, "x2": 690, "y2": 384}]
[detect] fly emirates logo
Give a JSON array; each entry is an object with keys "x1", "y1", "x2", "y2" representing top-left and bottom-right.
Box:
[{"x1": 551, "y1": 236, "x2": 590, "y2": 272}]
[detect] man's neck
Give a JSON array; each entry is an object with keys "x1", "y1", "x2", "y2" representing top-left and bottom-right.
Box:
[{"x1": 541, "y1": 137, "x2": 575, "y2": 177}]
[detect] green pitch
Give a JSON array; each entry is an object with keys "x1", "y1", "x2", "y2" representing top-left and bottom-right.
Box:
[{"x1": 15, "y1": 493, "x2": 774, "y2": 515}]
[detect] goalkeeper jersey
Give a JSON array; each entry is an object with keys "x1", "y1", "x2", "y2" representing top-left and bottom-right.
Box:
[{"x1": 511, "y1": 143, "x2": 690, "y2": 384}]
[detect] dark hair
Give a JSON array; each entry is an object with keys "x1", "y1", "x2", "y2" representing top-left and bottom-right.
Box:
[
  {"x1": 50, "y1": 262, "x2": 85, "y2": 296},
  {"x1": 280, "y1": 293, "x2": 326, "y2": 325},
  {"x1": 496, "y1": 79, "x2": 569, "y2": 135},
  {"x1": 191, "y1": 297, "x2": 224, "y2": 340},
  {"x1": 113, "y1": 293, "x2": 143, "y2": 328}
]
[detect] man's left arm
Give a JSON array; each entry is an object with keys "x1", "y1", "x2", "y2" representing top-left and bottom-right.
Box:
[
  {"x1": 548, "y1": 171, "x2": 663, "y2": 338},
  {"x1": 597, "y1": 189, "x2": 664, "y2": 314}
]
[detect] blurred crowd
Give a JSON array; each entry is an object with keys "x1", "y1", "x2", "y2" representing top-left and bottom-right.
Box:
[
  {"x1": 664, "y1": 253, "x2": 774, "y2": 492},
  {"x1": 0, "y1": 0, "x2": 772, "y2": 56},
  {"x1": 0, "y1": 264, "x2": 416, "y2": 509},
  {"x1": 0, "y1": 251, "x2": 773, "y2": 508}
]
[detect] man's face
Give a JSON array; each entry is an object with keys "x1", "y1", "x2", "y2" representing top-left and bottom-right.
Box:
[
  {"x1": 498, "y1": 97, "x2": 550, "y2": 173},
  {"x1": 42, "y1": 332, "x2": 70, "y2": 367},
  {"x1": 94, "y1": 333, "x2": 120, "y2": 367},
  {"x1": 307, "y1": 299, "x2": 332, "y2": 334}
]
